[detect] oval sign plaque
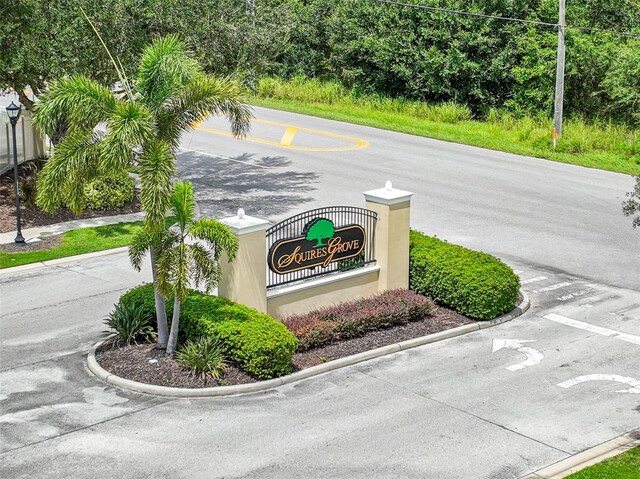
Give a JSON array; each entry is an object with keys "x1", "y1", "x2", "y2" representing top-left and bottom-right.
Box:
[{"x1": 268, "y1": 218, "x2": 366, "y2": 275}]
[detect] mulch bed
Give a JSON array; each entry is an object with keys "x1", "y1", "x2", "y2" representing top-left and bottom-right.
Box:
[
  {"x1": 0, "y1": 164, "x2": 141, "y2": 234},
  {"x1": 0, "y1": 235, "x2": 62, "y2": 253},
  {"x1": 97, "y1": 342, "x2": 255, "y2": 388},
  {"x1": 95, "y1": 304, "x2": 473, "y2": 389}
]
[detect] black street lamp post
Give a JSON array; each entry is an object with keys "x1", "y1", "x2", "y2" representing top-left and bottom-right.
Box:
[{"x1": 6, "y1": 102, "x2": 25, "y2": 244}]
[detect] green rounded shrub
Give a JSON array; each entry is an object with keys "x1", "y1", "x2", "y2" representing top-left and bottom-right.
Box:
[
  {"x1": 409, "y1": 231, "x2": 520, "y2": 320},
  {"x1": 119, "y1": 285, "x2": 298, "y2": 379},
  {"x1": 178, "y1": 291, "x2": 298, "y2": 379},
  {"x1": 120, "y1": 283, "x2": 162, "y2": 320},
  {"x1": 83, "y1": 174, "x2": 135, "y2": 210}
]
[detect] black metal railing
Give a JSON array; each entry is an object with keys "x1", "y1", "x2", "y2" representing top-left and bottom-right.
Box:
[{"x1": 266, "y1": 206, "x2": 377, "y2": 289}]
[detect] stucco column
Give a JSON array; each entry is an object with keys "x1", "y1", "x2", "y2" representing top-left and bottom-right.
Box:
[
  {"x1": 218, "y1": 209, "x2": 270, "y2": 313},
  {"x1": 363, "y1": 181, "x2": 413, "y2": 291}
]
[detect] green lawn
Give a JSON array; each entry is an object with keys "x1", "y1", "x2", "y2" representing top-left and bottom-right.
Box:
[
  {"x1": 250, "y1": 77, "x2": 640, "y2": 176},
  {"x1": 566, "y1": 446, "x2": 640, "y2": 479},
  {"x1": 0, "y1": 220, "x2": 144, "y2": 269}
]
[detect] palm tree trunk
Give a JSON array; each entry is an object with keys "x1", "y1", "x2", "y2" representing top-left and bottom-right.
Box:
[
  {"x1": 150, "y1": 247, "x2": 169, "y2": 349},
  {"x1": 166, "y1": 299, "x2": 181, "y2": 356}
]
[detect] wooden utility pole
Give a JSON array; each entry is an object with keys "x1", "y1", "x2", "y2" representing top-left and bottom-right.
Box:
[{"x1": 553, "y1": 0, "x2": 566, "y2": 138}]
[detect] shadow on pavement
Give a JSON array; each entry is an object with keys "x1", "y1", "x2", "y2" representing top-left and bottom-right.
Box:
[{"x1": 177, "y1": 151, "x2": 318, "y2": 220}]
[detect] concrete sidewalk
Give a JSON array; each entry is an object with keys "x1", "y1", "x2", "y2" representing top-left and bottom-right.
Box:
[{"x1": 0, "y1": 212, "x2": 144, "y2": 245}]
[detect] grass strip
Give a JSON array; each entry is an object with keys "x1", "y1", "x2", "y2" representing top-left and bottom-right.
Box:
[
  {"x1": 0, "y1": 220, "x2": 145, "y2": 269},
  {"x1": 565, "y1": 446, "x2": 640, "y2": 478},
  {"x1": 250, "y1": 77, "x2": 640, "y2": 176}
]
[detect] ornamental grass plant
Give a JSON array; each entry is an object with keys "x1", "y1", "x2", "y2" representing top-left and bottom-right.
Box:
[
  {"x1": 176, "y1": 336, "x2": 227, "y2": 380},
  {"x1": 104, "y1": 302, "x2": 157, "y2": 345}
]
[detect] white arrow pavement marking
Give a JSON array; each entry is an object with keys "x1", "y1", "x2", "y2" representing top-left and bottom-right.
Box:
[
  {"x1": 544, "y1": 313, "x2": 640, "y2": 346},
  {"x1": 492, "y1": 339, "x2": 544, "y2": 372},
  {"x1": 557, "y1": 374, "x2": 640, "y2": 394}
]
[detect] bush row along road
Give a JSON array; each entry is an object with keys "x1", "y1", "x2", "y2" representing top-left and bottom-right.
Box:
[{"x1": 1, "y1": 106, "x2": 639, "y2": 478}]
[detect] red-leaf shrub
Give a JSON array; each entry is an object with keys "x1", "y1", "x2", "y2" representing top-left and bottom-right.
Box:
[{"x1": 282, "y1": 289, "x2": 436, "y2": 351}]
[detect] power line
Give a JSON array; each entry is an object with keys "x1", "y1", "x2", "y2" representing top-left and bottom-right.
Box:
[{"x1": 376, "y1": 0, "x2": 640, "y2": 38}]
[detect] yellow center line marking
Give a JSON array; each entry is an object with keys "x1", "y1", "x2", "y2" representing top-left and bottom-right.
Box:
[
  {"x1": 196, "y1": 117, "x2": 369, "y2": 152},
  {"x1": 279, "y1": 127, "x2": 298, "y2": 146}
]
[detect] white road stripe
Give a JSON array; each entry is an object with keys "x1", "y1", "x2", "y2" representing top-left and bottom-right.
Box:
[
  {"x1": 557, "y1": 289, "x2": 591, "y2": 301},
  {"x1": 492, "y1": 339, "x2": 544, "y2": 372},
  {"x1": 532, "y1": 282, "x2": 572, "y2": 293},
  {"x1": 544, "y1": 313, "x2": 640, "y2": 346},
  {"x1": 557, "y1": 374, "x2": 640, "y2": 394},
  {"x1": 521, "y1": 276, "x2": 547, "y2": 285},
  {"x1": 178, "y1": 147, "x2": 273, "y2": 170}
]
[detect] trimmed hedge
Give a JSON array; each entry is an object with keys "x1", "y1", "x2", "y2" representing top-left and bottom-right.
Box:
[
  {"x1": 119, "y1": 284, "x2": 298, "y2": 379},
  {"x1": 409, "y1": 231, "x2": 520, "y2": 320},
  {"x1": 120, "y1": 283, "x2": 164, "y2": 322},
  {"x1": 282, "y1": 289, "x2": 436, "y2": 351},
  {"x1": 83, "y1": 174, "x2": 135, "y2": 210}
]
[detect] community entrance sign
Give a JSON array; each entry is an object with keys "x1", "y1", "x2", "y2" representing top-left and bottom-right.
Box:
[
  {"x1": 268, "y1": 218, "x2": 366, "y2": 274},
  {"x1": 218, "y1": 182, "x2": 413, "y2": 317},
  {"x1": 265, "y1": 206, "x2": 378, "y2": 289}
]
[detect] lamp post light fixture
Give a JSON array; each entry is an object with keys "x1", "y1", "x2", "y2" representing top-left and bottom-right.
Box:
[{"x1": 6, "y1": 101, "x2": 25, "y2": 244}]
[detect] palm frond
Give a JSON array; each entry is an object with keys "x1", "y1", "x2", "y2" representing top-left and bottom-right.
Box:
[
  {"x1": 33, "y1": 77, "x2": 116, "y2": 138},
  {"x1": 156, "y1": 240, "x2": 190, "y2": 302},
  {"x1": 156, "y1": 244, "x2": 179, "y2": 298},
  {"x1": 137, "y1": 35, "x2": 203, "y2": 113},
  {"x1": 128, "y1": 228, "x2": 155, "y2": 271},
  {"x1": 161, "y1": 75, "x2": 252, "y2": 144},
  {"x1": 188, "y1": 242, "x2": 221, "y2": 293},
  {"x1": 100, "y1": 101, "x2": 155, "y2": 174},
  {"x1": 190, "y1": 218, "x2": 239, "y2": 261},
  {"x1": 138, "y1": 139, "x2": 175, "y2": 230},
  {"x1": 170, "y1": 181, "x2": 196, "y2": 233},
  {"x1": 174, "y1": 243, "x2": 190, "y2": 301},
  {"x1": 36, "y1": 129, "x2": 102, "y2": 213}
]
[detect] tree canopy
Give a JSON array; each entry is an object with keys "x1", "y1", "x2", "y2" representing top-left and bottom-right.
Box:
[{"x1": 2, "y1": 0, "x2": 639, "y2": 122}]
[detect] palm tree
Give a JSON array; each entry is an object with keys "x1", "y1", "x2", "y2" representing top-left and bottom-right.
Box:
[
  {"x1": 132, "y1": 180, "x2": 238, "y2": 355},
  {"x1": 33, "y1": 35, "x2": 251, "y2": 349}
]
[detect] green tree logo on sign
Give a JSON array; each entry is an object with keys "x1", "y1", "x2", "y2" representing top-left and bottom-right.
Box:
[{"x1": 304, "y1": 218, "x2": 335, "y2": 247}]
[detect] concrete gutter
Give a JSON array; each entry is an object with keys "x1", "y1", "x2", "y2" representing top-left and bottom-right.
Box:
[
  {"x1": 87, "y1": 290, "x2": 530, "y2": 398},
  {"x1": 522, "y1": 429, "x2": 640, "y2": 478}
]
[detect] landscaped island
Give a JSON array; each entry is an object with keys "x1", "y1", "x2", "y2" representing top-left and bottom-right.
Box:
[{"x1": 95, "y1": 230, "x2": 522, "y2": 389}]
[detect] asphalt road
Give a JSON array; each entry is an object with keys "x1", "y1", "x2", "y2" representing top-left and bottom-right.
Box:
[
  {"x1": 1, "y1": 106, "x2": 639, "y2": 478},
  {"x1": 181, "y1": 106, "x2": 638, "y2": 291}
]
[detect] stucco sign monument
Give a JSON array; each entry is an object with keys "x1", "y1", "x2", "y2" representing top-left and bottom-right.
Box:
[{"x1": 218, "y1": 181, "x2": 413, "y2": 318}]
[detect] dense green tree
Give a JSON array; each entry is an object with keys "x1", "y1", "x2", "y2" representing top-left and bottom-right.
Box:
[
  {"x1": 147, "y1": 0, "x2": 296, "y2": 81},
  {"x1": 0, "y1": 0, "x2": 294, "y2": 106},
  {"x1": 0, "y1": 0, "x2": 148, "y2": 109},
  {"x1": 277, "y1": 0, "x2": 640, "y2": 122},
  {"x1": 602, "y1": 39, "x2": 640, "y2": 125},
  {"x1": 2, "y1": 0, "x2": 639, "y2": 125}
]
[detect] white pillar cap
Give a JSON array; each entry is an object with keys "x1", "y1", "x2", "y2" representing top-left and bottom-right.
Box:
[
  {"x1": 220, "y1": 210, "x2": 270, "y2": 235},
  {"x1": 363, "y1": 181, "x2": 413, "y2": 206}
]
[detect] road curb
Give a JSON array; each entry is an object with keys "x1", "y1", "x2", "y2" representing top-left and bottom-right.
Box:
[
  {"x1": 521, "y1": 429, "x2": 640, "y2": 478},
  {"x1": 0, "y1": 246, "x2": 129, "y2": 276},
  {"x1": 86, "y1": 290, "x2": 530, "y2": 398}
]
